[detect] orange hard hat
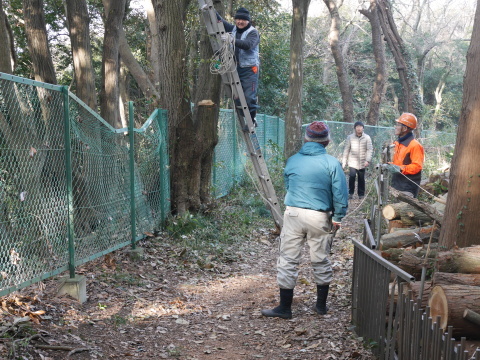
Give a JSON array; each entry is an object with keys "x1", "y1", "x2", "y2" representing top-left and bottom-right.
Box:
[{"x1": 396, "y1": 113, "x2": 417, "y2": 130}]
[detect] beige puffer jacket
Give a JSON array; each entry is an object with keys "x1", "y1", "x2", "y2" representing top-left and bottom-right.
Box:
[{"x1": 342, "y1": 133, "x2": 373, "y2": 170}]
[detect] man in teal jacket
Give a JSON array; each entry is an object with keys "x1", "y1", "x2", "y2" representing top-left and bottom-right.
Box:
[{"x1": 261, "y1": 121, "x2": 348, "y2": 319}]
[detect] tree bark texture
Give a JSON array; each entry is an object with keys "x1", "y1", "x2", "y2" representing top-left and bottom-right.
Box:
[
  {"x1": 284, "y1": 0, "x2": 310, "y2": 158},
  {"x1": 145, "y1": 0, "x2": 160, "y2": 88},
  {"x1": 376, "y1": 0, "x2": 422, "y2": 118},
  {"x1": 383, "y1": 202, "x2": 430, "y2": 222},
  {"x1": 429, "y1": 284, "x2": 480, "y2": 338},
  {"x1": 22, "y1": 0, "x2": 57, "y2": 85},
  {"x1": 389, "y1": 187, "x2": 443, "y2": 225},
  {"x1": 189, "y1": 11, "x2": 222, "y2": 208},
  {"x1": 433, "y1": 272, "x2": 480, "y2": 287},
  {"x1": 397, "y1": 246, "x2": 480, "y2": 279},
  {"x1": 323, "y1": 0, "x2": 354, "y2": 124},
  {"x1": 100, "y1": 0, "x2": 126, "y2": 128},
  {"x1": 439, "y1": 1, "x2": 480, "y2": 249},
  {"x1": 65, "y1": 0, "x2": 97, "y2": 111},
  {"x1": 359, "y1": 0, "x2": 386, "y2": 126},
  {"x1": 380, "y1": 225, "x2": 439, "y2": 250},
  {"x1": 463, "y1": 309, "x2": 480, "y2": 327},
  {"x1": 0, "y1": 2, "x2": 14, "y2": 73},
  {"x1": 118, "y1": 26, "x2": 160, "y2": 104},
  {"x1": 153, "y1": 0, "x2": 201, "y2": 214}
]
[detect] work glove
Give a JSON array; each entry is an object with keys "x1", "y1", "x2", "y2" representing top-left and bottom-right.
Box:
[
  {"x1": 221, "y1": 33, "x2": 233, "y2": 43},
  {"x1": 386, "y1": 164, "x2": 401, "y2": 173},
  {"x1": 201, "y1": 4, "x2": 209, "y2": 10}
]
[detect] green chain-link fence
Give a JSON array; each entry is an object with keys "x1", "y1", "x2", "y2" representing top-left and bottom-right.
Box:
[
  {"x1": 301, "y1": 121, "x2": 456, "y2": 170},
  {"x1": 0, "y1": 72, "x2": 455, "y2": 298},
  {"x1": 0, "y1": 73, "x2": 169, "y2": 296}
]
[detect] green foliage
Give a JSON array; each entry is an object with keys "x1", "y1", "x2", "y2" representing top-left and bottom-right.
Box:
[{"x1": 256, "y1": 11, "x2": 291, "y2": 117}]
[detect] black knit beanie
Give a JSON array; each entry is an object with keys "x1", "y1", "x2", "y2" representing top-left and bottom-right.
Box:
[
  {"x1": 354, "y1": 121, "x2": 364, "y2": 128},
  {"x1": 234, "y1": 7, "x2": 250, "y2": 21}
]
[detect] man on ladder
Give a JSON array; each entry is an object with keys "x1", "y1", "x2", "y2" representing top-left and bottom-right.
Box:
[
  {"x1": 199, "y1": 1, "x2": 283, "y2": 231},
  {"x1": 205, "y1": 5, "x2": 260, "y2": 127}
]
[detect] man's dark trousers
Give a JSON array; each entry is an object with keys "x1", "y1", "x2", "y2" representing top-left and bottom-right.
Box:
[{"x1": 348, "y1": 167, "x2": 365, "y2": 197}]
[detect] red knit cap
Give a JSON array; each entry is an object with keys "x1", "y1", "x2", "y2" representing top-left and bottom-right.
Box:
[{"x1": 305, "y1": 121, "x2": 330, "y2": 144}]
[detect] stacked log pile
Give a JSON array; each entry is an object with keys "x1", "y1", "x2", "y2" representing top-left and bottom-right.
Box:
[{"x1": 377, "y1": 186, "x2": 480, "y2": 339}]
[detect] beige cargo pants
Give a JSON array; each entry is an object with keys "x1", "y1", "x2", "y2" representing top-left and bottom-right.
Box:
[{"x1": 277, "y1": 206, "x2": 334, "y2": 289}]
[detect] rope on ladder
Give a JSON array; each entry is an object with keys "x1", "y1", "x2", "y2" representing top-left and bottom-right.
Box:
[{"x1": 210, "y1": 33, "x2": 236, "y2": 75}]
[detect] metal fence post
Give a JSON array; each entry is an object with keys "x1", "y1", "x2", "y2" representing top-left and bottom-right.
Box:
[
  {"x1": 232, "y1": 110, "x2": 237, "y2": 181},
  {"x1": 61, "y1": 86, "x2": 76, "y2": 278},
  {"x1": 128, "y1": 101, "x2": 136, "y2": 249},
  {"x1": 262, "y1": 113, "x2": 267, "y2": 156}
]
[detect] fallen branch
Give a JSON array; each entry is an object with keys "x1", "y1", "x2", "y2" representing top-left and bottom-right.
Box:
[
  {"x1": 35, "y1": 344, "x2": 91, "y2": 358},
  {"x1": 389, "y1": 187, "x2": 443, "y2": 225}
]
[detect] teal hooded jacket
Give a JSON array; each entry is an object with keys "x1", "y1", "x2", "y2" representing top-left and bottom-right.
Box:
[{"x1": 284, "y1": 142, "x2": 348, "y2": 222}]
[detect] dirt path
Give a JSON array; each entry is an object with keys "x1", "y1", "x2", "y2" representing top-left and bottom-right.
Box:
[{"x1": 0, "y1": 200, "x2": 375, "y2": 359}]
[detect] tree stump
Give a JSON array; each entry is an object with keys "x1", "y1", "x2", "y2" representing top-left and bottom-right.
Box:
[{"x1": 428, "y1": 284, "x2": 480, "y2": 338}]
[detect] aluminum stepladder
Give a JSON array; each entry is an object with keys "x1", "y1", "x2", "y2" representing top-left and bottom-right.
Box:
[{"x1": 198, "y1": 0, "x2": 283, "y2": 231}]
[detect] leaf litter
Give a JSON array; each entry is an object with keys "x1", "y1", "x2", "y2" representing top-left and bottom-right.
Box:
[{"x1": 0, "y1": 201, "x2": 376, "y2": 359}]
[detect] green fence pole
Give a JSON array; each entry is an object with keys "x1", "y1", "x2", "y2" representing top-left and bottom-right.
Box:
[
  {"x1": 128, "y1": 101, "x2": 136, "y2": 249},
  {"x1": 262, "y1": 113, "x2": 267, "y2": 157},
  {"x1": 277, "y1": 116, "x2": 280, "y2": 145},
  {"x1": 232, "y1": 111, "x2": 237, "y2": 182},
  {"x1": 61, "y1": 86, "x2": 76, "y2": 278}
]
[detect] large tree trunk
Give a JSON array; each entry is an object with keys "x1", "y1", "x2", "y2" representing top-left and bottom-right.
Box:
[
  {"x1": 359, "y1": 0, "x2": 386, "y2": 126},
  {"x1": 377, "y1": 0, "x2": 423, "y2": 119},
  {"x1": 22, "y1": 0, "x2": 57, "y2": 85},
  {"x1": 0, "y1": 2, "x2": 14, "y2": 73},
  {"x1": 153, "y1": 0, "x2": 199, "y2": 214},
  {"x1": 189, "y1": 0, "x2": 222, "y2": 208},
  {"x1": 433, "y1": 272, "x2": 480, "y2": 287},
  {"x1": 100, "y1": 0, "x2": 126, "y2": 128},
  {"x1": 323, "y1": 0, "x2": 354, "y2": 124},
  {"x1": 429, "y1": 284, "x2": 480, "y2": 338},
  {"x1": 65, "y1": 0, "x2": 97, "y2": 111},
  {"x1": 439, "y1": 1, "x2": 480, "y2": 249},
  {"x1": 145, "y1": 0, "x2": 160, "y2": 88},
  {"x1": 397, "y1": 246, "x2": 480, "y2": 277},
  {"x1": 284, "y1": 0, "x2": 310, "y2": 158}
]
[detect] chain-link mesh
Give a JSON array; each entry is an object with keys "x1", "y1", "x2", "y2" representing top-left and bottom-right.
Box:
[
  {"x1": 300, "y1": 121, "x2": 455, "y2": 168},
  {"x1": 0, "y1": 71, "x2": 456, "y2": 297},
  {"x1": 0, "y1": 73, "x2": 170, "y2": 296},
  {"x1": 0, "y1": 74, "x2": 69, "y2": 294},
  {"x1": 212, "y1": 110, "x2": 286, "y2": 198}
]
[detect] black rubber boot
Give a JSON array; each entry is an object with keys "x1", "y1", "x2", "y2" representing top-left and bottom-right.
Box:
[
  {"x1": 314, "y1": 284, "x2": 329, "y2": 315},
  {"x1": 261, "y1": 288, "x2": 293, "y2": 319}
]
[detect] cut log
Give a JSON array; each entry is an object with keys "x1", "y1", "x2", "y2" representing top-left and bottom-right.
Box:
[
  {"x1": 383, "y1": 202, "x2": 415, "y2": 220},
  {"x1": 383, "y1": 202, "x2": 432, "y2": 225},
  {"x1": 388, "y1": 219, "x2": 412, "y2": 232},
  {"x1": 464, "y1": 309, "x2": 480, "y2": 327},
  {"x1": 433, "y1": 272, "x2": 480, "y2": 286},
  {"x1": 380, "y1": 225, "x2": 439, "y2": 250},
  {"x1": 397, "y1": 246, "x2": 480, "y2": 278},
  {"x1": 429, "y1": 284, "x2": 480, "y2": 338},
  {"x1": 381, "y1": 245, "x2": 441, "y2": 264},
  {"x1": 405, "y1": 280, "x2": 432, "y2": 308},
  {"x1": 389, "y1": 187, "x2": 443, "y2": 225},
  {"x1": 399, "y1": 216, "x2": 432, "y2": 227}
]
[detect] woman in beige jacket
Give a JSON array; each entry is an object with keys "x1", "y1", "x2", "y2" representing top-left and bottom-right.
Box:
[{"x1": 342, "y1": 122, "x2": 373, "y2": 199}]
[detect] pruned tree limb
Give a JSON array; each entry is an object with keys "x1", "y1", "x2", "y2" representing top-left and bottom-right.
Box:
[{"x1": 389, "y1": 187, "x2": 443, "y2": 225}]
